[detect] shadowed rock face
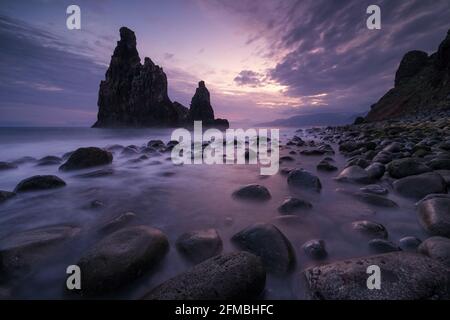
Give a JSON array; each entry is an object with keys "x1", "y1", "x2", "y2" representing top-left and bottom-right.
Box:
[
  {"x1": 189, "y1": 81, "x2": 215, "y2": 122},
  {"x1": 366, "y1": 30, "x2": 450, "y2": 122},
  {"x1": 93, "y1": 27, "x2": 182, "y2": 128}
]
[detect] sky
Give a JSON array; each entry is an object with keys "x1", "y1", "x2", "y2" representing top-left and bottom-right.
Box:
[{"x1": 0, "y1": 0, "x2": 449, "y2": 126}]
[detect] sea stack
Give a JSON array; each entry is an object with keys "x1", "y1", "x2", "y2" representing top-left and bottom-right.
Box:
[{"x1": 93, "y1": 27, "x2": 229, "y2": 129}]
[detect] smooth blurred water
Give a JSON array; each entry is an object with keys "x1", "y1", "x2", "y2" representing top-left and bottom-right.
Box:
[{"x1": 0, "y1": 127, "x2": 426, "y2": 299}]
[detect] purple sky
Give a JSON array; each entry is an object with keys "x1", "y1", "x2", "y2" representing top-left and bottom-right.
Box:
[{"x1": 0, "y1": 0, "x2": 449, "y2": 126}]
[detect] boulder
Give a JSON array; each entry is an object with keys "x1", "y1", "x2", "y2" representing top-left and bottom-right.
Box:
[
  {"x1": 0, "y1": 225, "x2": 80, "y2": 277},
  {"x1": 176, "y1": 229, "x2": 223, "y2": 263},
  {"x1": 143, "y1": 252, "x2": 266, "y2": 300},
  {"x1": 287, "y1": 169, "x2": 322, "y2": 192},
  {"x1": 98, "y1": 212, "x2": 136, "y2": 234},
  {"x1": 0, "y1": 191, "x2": 16, "y2": 203},
  {"x1": 36, "y1": 156, "x2": 62, "y2": 166},
  {"x1": 59, "y1": 147, "x2": 113, "y2": 171},
  {"x1": 303, "y1": 252, "x2": 450, "y2": 299},
  {"x1": 368, "y1": 239, "x2": 401, "y2": 253},
  {"x1": 335, "y1": 166, "x2": 372, "y2": 184},
  {"x1": 352, "y1": 192, "x2": 398, "y2": 208},
  {"x1": 232, "y1": 184, "x2": 271, "y2": 201},
  {"x1": 77, "y1": 226, "x2": 169, "y2": 295},
  {"x1": 316, "y1": 160, "x2": 338, "y2": 172},
  {"x1": 366, "y1": 163, "x2": 386, "y2": 180},
  {"x1": 387, "y1": 158, "x2": 431, "y2": 179},
  {"x1": 0, "y1": 162, "x2": 17, "y2": 171},
  {"x1": 360, "y1": 184, "x2": 388, "y2": 195},
  {"x1": 418, "y1": 236, "x2": 450, "y2": 268},
  {"x1": 350, "y1": 220, "x2": 388, "y2": 239},
  {"x1": 399, "y1": 236, "x2": 422, "y2": 251},
  {"x1": 417, "y1": 196, "x2": 450, "y2": 237},
  {"x1": 302, "y1": 239, "x2": 327, "y2": 260},
  {"x1": 231, "y1": 223, "x2": 295, "y2": 274},
  {"x1": 14, "y1": 175, "x2": 66, "y2": 193},
  {"x1": 393, "y1": 172, "x2": 447, "y2": 199},
  {"x1": 278, "y1": 197, "x2": 312, "y2": 215}
]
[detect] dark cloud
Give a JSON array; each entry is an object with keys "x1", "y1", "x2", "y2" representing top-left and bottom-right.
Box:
[
  {"x1": 0, "y1": 14, "x2": 105, "y2": 125},
  {"x1": 234, "y1": 70, "x2": 265, "y2": 87},
  {"x1": 208, "y1": 0, "x2": 450, "y2": 113}
]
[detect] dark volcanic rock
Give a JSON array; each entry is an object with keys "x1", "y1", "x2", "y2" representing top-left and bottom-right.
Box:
[
  {"x1": 352, "y1": 192, "x2": 398, "y2": 208},
  {"x1": 176, "y1": 229, "x2": 223, "y2": 263},
  {"x1": 0, "y1": 162, "x2": 17, "y2": 171},
  {"x1": 368, "y1": 239, "x2": 401, "y2": 253},
  {"x1": 302, "y1": 239, "x2": 327, "y2": 260},
  {"x1": 366, "y1": 163, "x2": 386, "y2": 180},
  {"x1": 316, "y1": 159, "x2": 338, "y2": 172},
  {"x1": 387, "y1": 158, "x2": 431, "y2": 179},
  {"x1": 278, "y1": 197, "x2": 312, "y2": 215},
  {"x1": 350, "y1": 220, "x2": 388, "y2": 240},
  {"x1": 78, "y1": 226, "x2": 169, "y2": 295},
  {"x1": 0, "y1": 225, "x2": 80, "y2": 277},
  {"x1": 366, "y1": 30, "x2": 450, "y2": 122},
  {"x1": 36, "y1": 156, "x2": 62, "y2": 166},
  {"x1": 232, "y1": 184, "x2": 271, "y2": 201},
  {"x1": 399, "y1": 236, "x2": 422, "y2": 251},
  {"x1": 418, "y1": 236, "x2": 450, "y2": 267},
  {"x1": 287, "y1": 169, "x2": 322, "y2": 192},
  {"x1": 231, "y1": 223, "x2": 296, "y2": 274},
  {"x1": 14, "y1": 175, "x2": 66, "y2": 193},
  {"x1": 0, "y1": 190, "x2": 16, "y2": 203},
  {"x1": 335, "y1": 166, "x2": 372, "y2": 184},
  {"x1": 393, "y1": 172, "x2": 447, "y2": 199},
  {"x1": 59, "y1": 147, "x2": 113, "y2": 171},
  {"x1": 417, "y1": 196, "x2": 450, "y2": 237},
  {"x1": 143, "y1": 252, "x2": 266, "y2": 300},
  {"x1": 98, "y1": 212, "x2": 136, "y2": 234},
  {"x1": 188, "y1": 81, "x2": 214, "y2": 122},
  {"x1": 93, "y1": 27, "x2": 183, "y2": 127},
  {"x1": 303, "y1": 252, "x2": 450, "y2": 299}
]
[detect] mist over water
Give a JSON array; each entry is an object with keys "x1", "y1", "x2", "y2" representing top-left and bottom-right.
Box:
[{"x1": 0, "y1": 127, "x2": 426, "y2": 299}]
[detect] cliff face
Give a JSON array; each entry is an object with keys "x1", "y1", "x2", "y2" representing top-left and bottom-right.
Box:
[
  {"x1": 366, "y1": 30, "x2": 450, "y2": 122},
  {"x1": 93, "y1": 27, "x2": 228, "y2": 128}
]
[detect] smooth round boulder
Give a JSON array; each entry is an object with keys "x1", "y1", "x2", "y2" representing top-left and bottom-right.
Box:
[
  {"x1": 302, "y1": 239, "x2": 327, "y2": 260},
  {"x1": 360, "y1": 184, "x2": 388, "y2": 195},
  {"x1": 14, "y1": 175, "x2": 66, "y2": 193},
  {"x1": 387, "y1": 158, "x2": 431, "y2": 179},
  {"x1": 0, "y1": 191, "x2": 16, "y2": 203},
  {"x1": 231, "y1": 223, "x2": 296, "y2": 274},
  {"x1": 0, "y1": 162, "x2": 17, "y2": 171},
  {"x1": 399, "y1": 236, "x2": 422, "y2": 251},
  {"x1": 232, "y1": 184, "x2": 271, "y2": 201},
  {"x1": 316, "y1": 160, "x2": 338, "y2": 172},
  {"x1": 417, "y1": 197, "x2": 450, "y2": 237},
  {"x1": 393, "y1": 172, "x2": 447, "y2": 199},
  {"x1": 143, "y1": 252, "x2": 266, "y2": 300},
  {"x1": 36, "y1": 156, "x2": 62, "y2": 166},
  {"x1": 366, "y1": 163, "x2": 386, "y2": 180},
  {"x1": 368, "y1": 239, "x2": 401, "y2": 253},
  {"x1": 418, "y1": 236, "x2": 450, "y2": 268},
  {"x1": 59, "y1": 147, "x2": 113, "y2": 171},
  {"x1": 77, "y1": 226, "x2": 169, "y2": 295},
  {"x1": 176, "y1": 229, "x2": 223, "y2": 263},
  {"x1": 352, "y1": 192, "x2": 398, "y2": 208},
  {"x1": 335, "y1": 166, "x2": 372, "y2": 184},
  {"x1": 428, "y1": 159, "x2": 450, "y2": 170},
  {"x1": 278, "y1": 197, "x2": 312, "y2": 215},
  {"x1": 98, "y1": 212, "x2": 136, "y2": 234},
  {"x1": 350, "y1": 220, "x2": 388, "y2": 239},
  {"x1": 303, "y1": 252, "x2": 450, "y2": 299},
  {"x1": 287, "y1": 169, "x2": 322, "y2": 192},
  {"x1": 0, "y1": 225, "x2": 80, "y2": 277}
]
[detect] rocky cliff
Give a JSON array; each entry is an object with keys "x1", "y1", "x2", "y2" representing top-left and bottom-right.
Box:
[
  {"x1": 93, "y1": 27, "x2": 228, "y2": 129},
  {"x1": 366, "y1": 29, "x2": 450, "y2": 122}
]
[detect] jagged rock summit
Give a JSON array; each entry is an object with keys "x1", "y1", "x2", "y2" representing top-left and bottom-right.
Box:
[
  {"x1": 366, "y1": 29, "x2": 450, "y2": 122},
  {"x1": 93, "y1": 27, "x2": 228, "y2": 129}
]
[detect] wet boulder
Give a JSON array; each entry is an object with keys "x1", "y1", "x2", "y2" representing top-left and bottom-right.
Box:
[
  {"x1": 0, "y1": 225, "x2": 80, "y2": 278},
  {"x1": 399, "y1": 236, "x2": 422, "y2": 251},
  {"x1": 143, "y1": 252, "x2": 266, "y2": 300},
  {"x1": 360, "y1": 184, "x2": 388, "y2": 195},
  {"x1": 303, "y1": 252, "x2": 450, "y2": 299},
  {"x1": 350, "y1": 220, "x2": 388, "y2": 240},
  {"x1": 366, "y1": 163, "x2": 386, "y2": 180},
  {"x1": 59, "y1": 147, "x2": 113, "y2": 171},
  {"x1": 0, "y1": 191, "x2": 16, "y2": 203},
  {"x1": 418, "y1": 237, "x2": 450, "y2": 268},
  {"x1": 393, "y1": 172, "x2": 447, "y2": 199},
  {"x1": 176, "y1": 229, "x2": 223, "y2": 263},
  {"x1": 368, "y1": 239, "x2": 401, "y2": 253},
  {"x1": 14, "y1": 175, "x2": 66, "y2": 193},
  {"x1": 278, "y1": 197, "x2": 312, "y2": 215},
  {"x1": 36, "y1": 156, "x2": 62, "y2": 166},
  {"x1": 302, "y1": 239, "x2": 327, "y2": 260},
  {"x1": 0, "y1": 162, "x2": 18, "y2": 171},
  {"x1": 232, "y1": 184, "x2": 271, "y2": 201},
  {"x1": 387, "y1": 158, "x2": 431, "y2": 179},
  {"x1": 98, "y1": 212, "x2": 136, "y2": 234},
  {"x1": 316, "y1": 160, "x2": 338, "y2": 172},
  {"x1": 77, "y1": 226, "x2": 169, "y2": 295},
  {"x1": 417, "y1": 196, "x2": 450, "y2": 237},
  {"x1": 287, "y1": 169, "x2": 322, "y2": 192},
  {"x1": 352, "y1": 192, "x2": 398, "y2": 208},
  {"x1": 335, "y1": 166, "x2": 373, "y2": 184},
  {"x1": 231, "y1": 223, "x2": 296, "y2": 274}
]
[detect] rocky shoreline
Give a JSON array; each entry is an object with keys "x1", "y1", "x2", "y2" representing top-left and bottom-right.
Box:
[{"x1": 1, "y1": 113, "x2": 450, "y2": 299}]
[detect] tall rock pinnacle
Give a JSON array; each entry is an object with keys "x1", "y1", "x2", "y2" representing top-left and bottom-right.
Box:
[{"x1": 188, "y1": 81, "x2": 215, "y2": 122}]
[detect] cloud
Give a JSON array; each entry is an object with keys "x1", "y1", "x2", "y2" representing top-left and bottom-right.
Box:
[
  {"x1": 203, "y1": 0, "x2": 450, "y2": 113},
  {"x1": 233, "y1": 70, "x2": 265, "y2": 87},
  {"x1": 164, "y1": 52, "x2": 174, "y2": 60}
]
